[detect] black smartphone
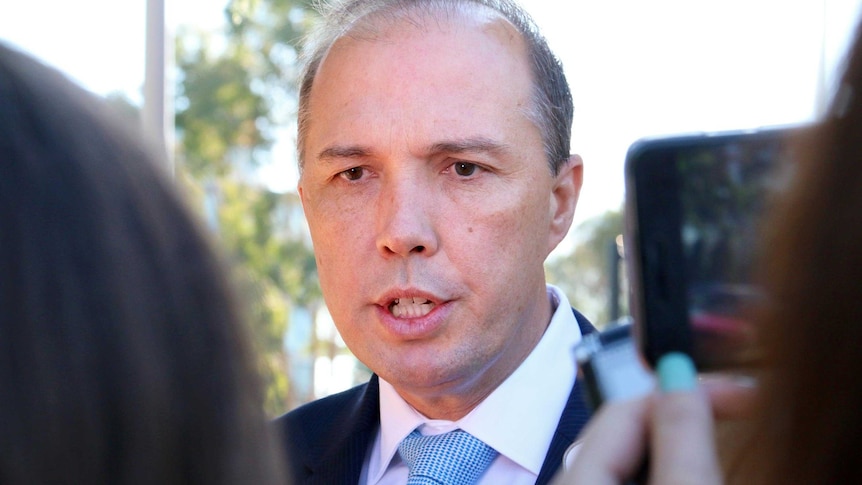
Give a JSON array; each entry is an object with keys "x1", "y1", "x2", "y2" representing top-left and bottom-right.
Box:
[{"x1": 624, "y1": 126, "x2": 801, "y2": 371}]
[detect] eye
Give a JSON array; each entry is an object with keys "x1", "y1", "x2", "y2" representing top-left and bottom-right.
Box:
[
  {"x1": 338, "y1": 166, "x2": 365, "y2": 181},
  {"x1": 453, "y1": 162, "x2": 477, "y2": 177}
]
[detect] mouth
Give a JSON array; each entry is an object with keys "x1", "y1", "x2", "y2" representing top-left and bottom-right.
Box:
[{"x1": 388, "y1": 297, "x2": 436, "y2": 318}]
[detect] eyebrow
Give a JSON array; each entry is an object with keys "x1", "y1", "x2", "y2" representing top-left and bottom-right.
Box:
[
  {"x1": 314, "y1": 137, "x2": 510, "y2": 162},
  {"x1": 428, "y1": 137, "x2": 509, "y2": 157},
  {"x1": 317, "y1": 145, "x2": 373, "y2": 162}
]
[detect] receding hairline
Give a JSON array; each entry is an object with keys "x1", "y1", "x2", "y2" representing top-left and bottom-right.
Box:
[
  {"x1": 329, "y1": 1, "x2": 516, "y2": 45},
  {"x1": 318, "y1": 2, "x2": 529, "y2": 82},
  {"x1": 297, "y1": 0, "x2": 573, "y2": 176},
  {"x1": 300, "y1": 3, "x2": 538, "y2": 167}
]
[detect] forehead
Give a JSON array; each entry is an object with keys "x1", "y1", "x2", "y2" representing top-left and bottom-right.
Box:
[
  {"x1": 304, "y1": 6, "x2": 536, "y2": 155},
  {"x1": 341, "y1": 3, "x2": 520, "y2": 44},
  {"x1": 329, "y1": 4, "x2": 528, "y2": 71}
]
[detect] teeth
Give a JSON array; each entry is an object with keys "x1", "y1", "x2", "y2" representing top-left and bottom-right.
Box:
[{"x1": 389, "y1": 297, "x2": 435, "y2": 318}]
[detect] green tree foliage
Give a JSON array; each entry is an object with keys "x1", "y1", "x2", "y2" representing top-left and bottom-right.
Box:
[
  {"x1": 224, "y1": 0, "x2": 318, "y2": 124},
  {"x1": 175, "y1": 41, "x2": 271, "y2": 177},
  {"x1": 546, "y1": 209, "x2": 628, "y2": 328},
  {"x1": 174, "y1": 0, "x2": 320, "y2": 415}
]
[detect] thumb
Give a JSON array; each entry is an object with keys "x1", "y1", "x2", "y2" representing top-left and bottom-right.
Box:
[{"x1": 650, "y1": 353, "x2": 722, "y2": 485}]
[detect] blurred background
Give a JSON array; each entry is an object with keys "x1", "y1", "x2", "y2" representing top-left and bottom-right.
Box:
[{"x1": 3, "y1": 0, "x2": 860, "y2": 416}]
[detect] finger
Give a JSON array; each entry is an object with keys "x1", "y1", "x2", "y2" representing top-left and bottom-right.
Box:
[
  {"x1": 700, "y1": 374, "x2": 758, "y2": 420},
  {"x1": 560, "y1": 397, "x2": 651, "y2": 485},
  {"x1": 651, "y1": 353, "x2": 722, "y2": 485}
]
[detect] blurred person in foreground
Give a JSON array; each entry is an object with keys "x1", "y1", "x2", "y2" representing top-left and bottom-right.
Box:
[
  {"x1": 0, "y1": 43, "x2": 286, "y2": 484},
  {"x1": 558, "y1": 16, "x2": 862, "y2": 485},
  {"x1": 274, "y1": 0, "x2": 596, "y2": 483}
]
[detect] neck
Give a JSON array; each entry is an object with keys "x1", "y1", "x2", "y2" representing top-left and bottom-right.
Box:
[{"x1": 398, "y1": 289, "x2": 556, "y2": 420}]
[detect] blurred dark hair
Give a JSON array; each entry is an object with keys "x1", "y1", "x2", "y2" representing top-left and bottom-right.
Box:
[
  {"x1": 0, "y1": 43, "x2": 286, "y2": 484},
  {"x1": 729, "y1": 18, "x2": 862, "y2": 485}
]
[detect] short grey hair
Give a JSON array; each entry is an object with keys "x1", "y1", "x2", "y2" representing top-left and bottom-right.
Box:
[{"x1": 296, "y1": 0, "x2": 573, "y2": 175}]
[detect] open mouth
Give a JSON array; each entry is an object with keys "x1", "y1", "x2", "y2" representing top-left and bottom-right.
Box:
[{"x1": 388, "y1": 297, "x2": 436, "y2": 318}]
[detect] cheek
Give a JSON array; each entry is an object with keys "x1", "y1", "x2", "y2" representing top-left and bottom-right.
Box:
[
  {"x1": 479, "y1": 190, "x2": 550, "y2": 250},
  {"x1": 452, "y1": 200, "x2": 546, "y2": 278},
  {"x1": 306, "y1": 190, "x2": 369, "y2": 245},
  {"x1": 304, "y1": 199, "x2": 369, "y2": 291}
]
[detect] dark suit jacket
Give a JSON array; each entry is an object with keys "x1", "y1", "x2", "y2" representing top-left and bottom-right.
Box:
[{"x1": 274, "y1": 309, "x2": 596, "y2": 485}]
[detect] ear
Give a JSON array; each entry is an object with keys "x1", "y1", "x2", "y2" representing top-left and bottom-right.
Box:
[
  {"x1": 547, "y1": 154, "x2": 583, "y2": 253},
  {"x1": 297, "y1": 175, "x2": 310, "y2": 209},
  {"x1": 297, "y1": 179, "x2": 313, "y2": 221}
]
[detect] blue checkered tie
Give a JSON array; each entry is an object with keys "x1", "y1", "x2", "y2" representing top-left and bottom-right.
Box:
[{"x1": 397, "y1": 429, "x2": 499, "y2": 484}]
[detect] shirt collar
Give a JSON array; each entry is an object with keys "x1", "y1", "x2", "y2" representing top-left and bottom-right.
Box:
[{"x1": 372, "y1": 284, "x2": 583, "y2": 479}]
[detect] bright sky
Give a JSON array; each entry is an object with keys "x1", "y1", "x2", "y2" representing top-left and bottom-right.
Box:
[{"x1": 3, "y1": 0, "x2": 861, "y2": 240}]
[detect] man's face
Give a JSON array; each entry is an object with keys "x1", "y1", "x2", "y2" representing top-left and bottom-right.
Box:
[{"x1": 299, "y1": 10, "x2": 581, "y2": 416}]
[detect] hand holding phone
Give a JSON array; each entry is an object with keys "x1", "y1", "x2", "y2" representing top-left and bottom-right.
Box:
[
  {"x1": 563, "y1": 353, "x2": 722, "y2": 485},
  {"x1": 568, "y1": 127, "x2": 790, "y2": 485}
]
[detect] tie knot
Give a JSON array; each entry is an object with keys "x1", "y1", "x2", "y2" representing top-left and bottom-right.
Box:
[{"x1": 397, "y1": 429, "x2": 498, "y2": 485}]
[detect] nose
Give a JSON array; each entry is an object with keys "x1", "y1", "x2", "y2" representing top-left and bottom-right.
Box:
[{"x1": 375, "y1": 177, "x2": 439, "y2": 257}]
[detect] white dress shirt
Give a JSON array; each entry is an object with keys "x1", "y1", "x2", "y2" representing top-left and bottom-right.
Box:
[{"x1": 360, "y1": 284, "x2": 584, "y2": 485}]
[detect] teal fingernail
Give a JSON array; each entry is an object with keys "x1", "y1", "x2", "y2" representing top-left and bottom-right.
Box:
[{"x1": 657, "y1": 352, "x2": 697, "y2": 393}]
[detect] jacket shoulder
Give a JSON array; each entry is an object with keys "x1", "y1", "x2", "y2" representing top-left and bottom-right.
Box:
[
  {"x1": 277, "y1": 381, "x2": 369, "y2": 430},
  {"x1": 273, "y1": 376, "x2": 380, "y2": 483}
]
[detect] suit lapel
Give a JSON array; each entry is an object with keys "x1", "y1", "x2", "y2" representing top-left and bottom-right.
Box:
[
  {"x1": 287, "y1": 376, "x2": 380, "y2": 484},
  {"x1": 307, "y1": 375, "x2": 380, "y2": 484},
  {"x1": 534, "y1": 378, "x2": 591, "y2": 485},
  {"x1": 534, "y1": 309, "x2": 597, "y2": 485}
]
